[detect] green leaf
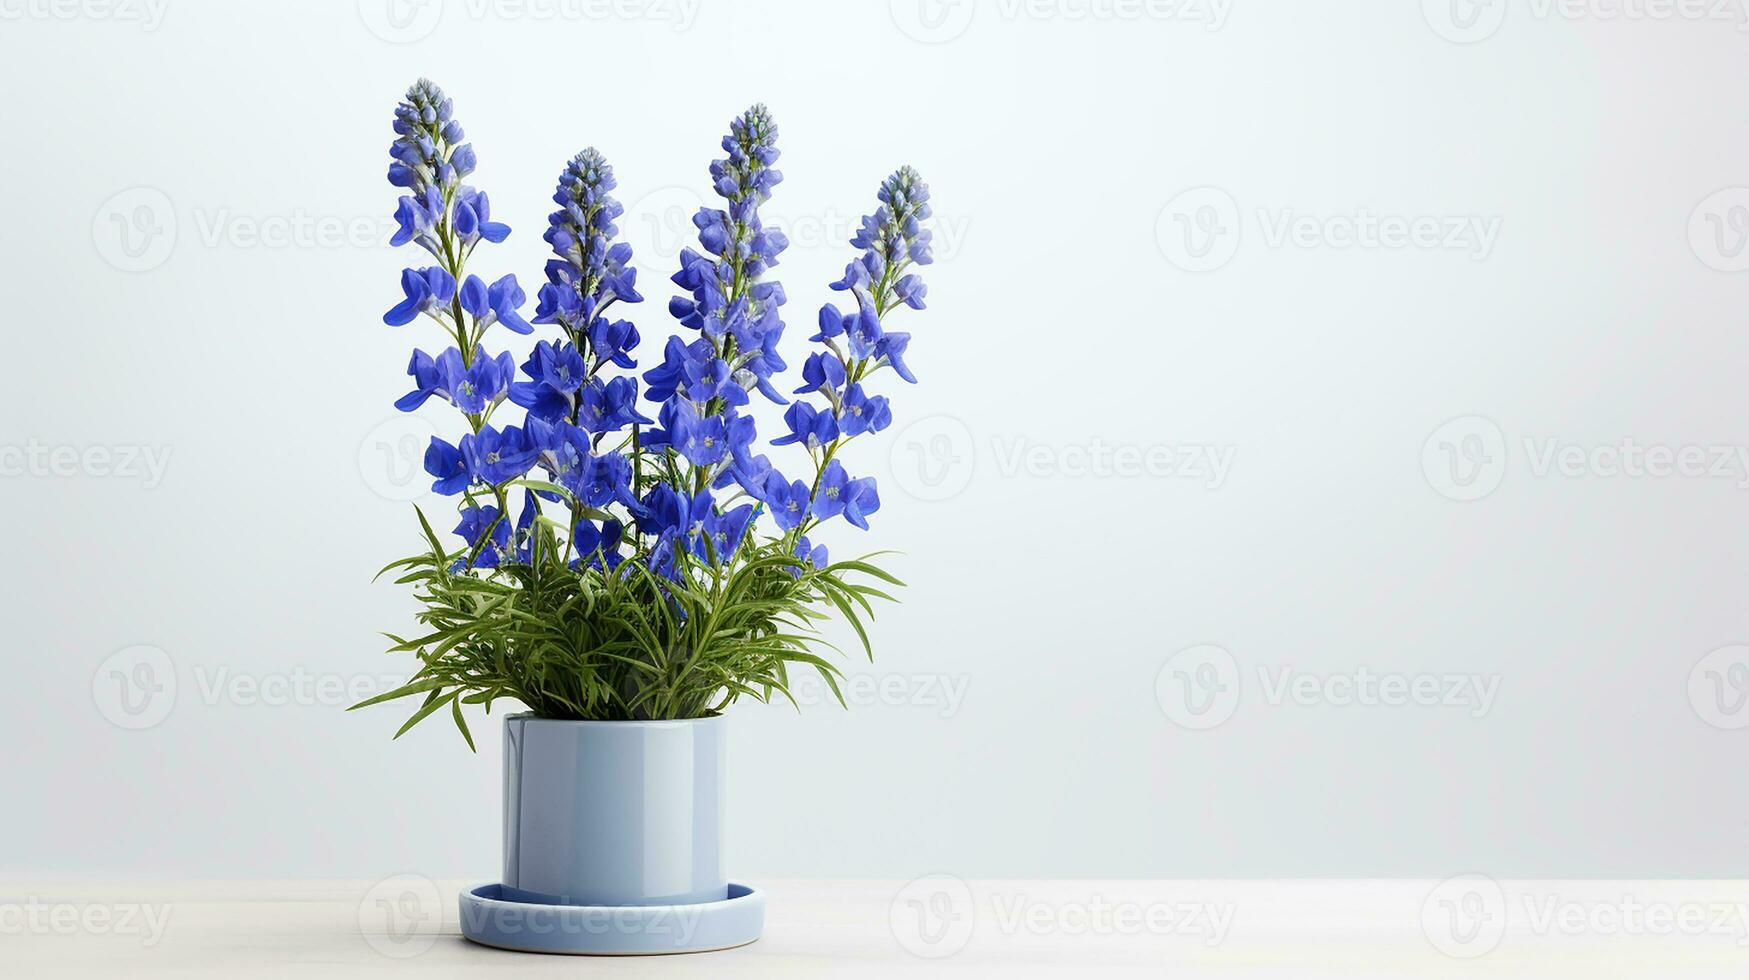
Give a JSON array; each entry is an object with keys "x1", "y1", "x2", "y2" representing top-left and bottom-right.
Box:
[{"x1": 347, "y1": 677, "x2": 445, "y2": 711}]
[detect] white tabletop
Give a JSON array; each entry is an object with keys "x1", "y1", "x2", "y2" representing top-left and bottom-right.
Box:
[{"x1": 3, "y1": 878, "x2": 1746, "y2": 977}]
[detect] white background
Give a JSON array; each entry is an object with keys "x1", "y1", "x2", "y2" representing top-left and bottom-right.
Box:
[{"x1": 3, "y1": 0, "x2": 1748, "y2": 882}]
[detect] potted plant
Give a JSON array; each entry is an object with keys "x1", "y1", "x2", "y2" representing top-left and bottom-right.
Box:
[{"x1": 352, "y1": 80, "x2": 934, "y2": 955}]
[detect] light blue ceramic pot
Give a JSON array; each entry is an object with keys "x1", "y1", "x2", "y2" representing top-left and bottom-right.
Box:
[{"x1": 501, "y1": 713, "x2": 727, "y2": 907}]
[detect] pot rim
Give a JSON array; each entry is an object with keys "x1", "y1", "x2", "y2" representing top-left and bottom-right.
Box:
[{"x1": 503, "y1": 711, "x2": 724, "y2": 728}]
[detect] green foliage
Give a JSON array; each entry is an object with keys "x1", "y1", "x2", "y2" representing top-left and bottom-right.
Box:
[{"x1": 351, "y1": 506, "x2": 903, "y2": 745}]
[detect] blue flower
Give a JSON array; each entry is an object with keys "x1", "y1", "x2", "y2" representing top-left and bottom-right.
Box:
[
  {"x1": 447, "y1": 348, "x2": 514, "y2": 415},
  {"x1": 636, "y1": 483, "x2": 714, "y2": 539},
  {"x1": 794, "y1": 352, "x2": 846, "y2": 396},
  {"x1": 460, "y1": 424, "x2": 537, "y2": 485},
  {"x1": 394, "y1": 347, "x2": 462, "y2": 411},
  {"x1": 683, "y1": 357, "x2": 749, "y2": 407},
  {"x1": 841, "y1": 476, "x2": 881, "y2": 530},
  {"x1": 523, "y1": 417, "x2": 589, "y2": 496},
  {"x1": 691, "y1": 503, "x2": 755, "y2": 564},
  {"x1": 588, "y1": 317, "x2": 639, "y2": 369},
  {"x1": 810, "y1": 459, "x2": 851, "y2": 520},
  {"x1": 663, "y1": 106, "x2": 789, "y2": 407},
  {"x1": 453, "y1": 505, "x2": 511, "y2": 569},
  {"x1": 771, "y1": 401, "x2": 839, "y2": 449},
  {"x1": 390, "y1": 187, "x2": 445, "y2": 254},
  {"x1": 669, "y1": 402, "x2": 729, "y2": 466},
  {"x1": 790, "y1": 535, "x2": 829, "y2": 574},
  {"x1": 509, "y1": 340, "x2": 586, "y2": 422},
  {"x1": 458, "y1": 274, "x2": 533, "y2": 336},
  {"x1": 876, "y1": 332, "x2": 916, "y2": 383},
  {"x1": 854, "y1": 165, "x2": 934, "y2": 270},
  {"x1": 715, "y1": 453, "x2": 775, "y2": 500},
  {"x1": 641, "y1": 336, "x2": 715, "y2": 403},
  {"x1": 893, "y1": 273, "x2": 927, "y2": 311},
  {"x1": 388, "y1": 79, "x2": 463, "y2": 196},
  {"x1": 577, "y1": 377, "x2": 651, "y2": 433},
  {"x1": 572, "y1": 518, "x2": 625, "y2": 570},
  {"x1": 837, "y1": 383, "x2": 892, "y2": 436},
  {"x1": 578, "y1": 451, "x2": 638, "y2": 510},
  {"x1": 763, "y1": 473, "x2": 812, "y2": 531},
  {"x1": 423, "y1": 436, "x2": 470, "y2": 495},
  {"x1": 383, "y1": 267, "x2": 456, "y2": 326},
  {"x1": 845, "y1": 298, "x2": 884, "y2": 361},
  {"x1": 812, "y1": 304, "x2": 847, "y2": 341},
  {"x1": 541, "y1": 149, "x2": 643, "y2": 338},
  {"x1": 454, "y1": 188, "x2": 511, "y2": 246}
]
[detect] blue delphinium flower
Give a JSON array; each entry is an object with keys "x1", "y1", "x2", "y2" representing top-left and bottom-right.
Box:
[
  {"x1": 383, "y1": 267, "x2": 456, "y2": 326},
  {"x1": 502, "y1": 147, "x2": 652, "y2": 556},
  {"x1": 766, "y1": 165, "x2": 932, "y2": 544},
  {"x1": 385, "y1": 79, "x2": 541, "y2": 564},
  {"x1": 662, "y1": 104, "x2": 790, "y2": 406},
  {"x1": 382, "y1": 83, "x2": 932, "y2": 590},
  {"x1": 534, "y1": 148, "x2": 644, "y2": 348}
]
